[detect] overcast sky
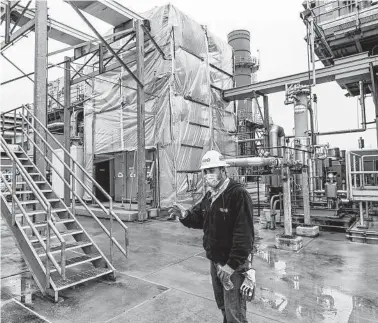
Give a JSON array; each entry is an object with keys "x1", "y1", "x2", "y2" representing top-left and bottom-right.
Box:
[{"x1": 0, "y1": 0, "x2": 376, "y2": 149}]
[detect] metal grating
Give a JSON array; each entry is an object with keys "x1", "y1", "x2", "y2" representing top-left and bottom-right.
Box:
[{"x1": 52, "y1": 267, "x2": 112, "y2": 289}]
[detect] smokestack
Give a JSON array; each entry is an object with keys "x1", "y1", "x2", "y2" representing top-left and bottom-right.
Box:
[{"x1": 227, "y1": 30, "x2": 258, "y2": 121}]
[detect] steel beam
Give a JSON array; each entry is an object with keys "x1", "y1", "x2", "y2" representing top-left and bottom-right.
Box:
[
  {"x1": 5, "y1": 1, "x2": 10, "y2": 43},
  {"x1": 1, "y1": 17, "x2": 35, "y2": 51},
  {"x1": 10, "y1": 0, "x2": 31, "y2": 34},
  {"x1": 68, "y1": 1, "x2": 142, "y2": 87},
  {"x1": 1, "y1": 53, "x2": 65, "y2": 109},
  {"x1": 223, "y1": 53, "x2": 378, "y2": 100},
  {"x1": 7, "y1": 2, "x2": 94, "y2": 46},
  {"x1": 64, "y1": 57, "x2": 71, "y2": 206},
  {"x1": 70, "y1": 47, "x2": 154, "y2": 86},
  {"x1": 136, "y1": 20, "x2": 147, "y2": 221},
  {"x1": 34, "y1": 0, "x2": 47, "y2": 176},
  {"x1": 69, "y1": 0, "x2": 145, "y2": 25}
]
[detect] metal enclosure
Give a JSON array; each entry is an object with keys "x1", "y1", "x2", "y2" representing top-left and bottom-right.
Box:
[{"x1": 113, "y1": 150, "x2": 155, "y2": 203}]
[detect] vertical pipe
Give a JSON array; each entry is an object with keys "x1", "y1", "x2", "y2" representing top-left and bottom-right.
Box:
[
  {"x1": 359, "y1": 157, "x2": 363, "y2": 187},
  {"x1": 359, "y1": 81, "x2": 366, "y2": 129},
  {"x1": 310, "y1": 17, "x2": 316, "y2": 86},
  {"x1": 34, "y1": 0, "x2": 48, "y2": 177},
  {"x1": 136, "y1": 20, "x2": 146, "y2": 221},
  {"x1": 302, "y1": 168, "x2": 311, "y2": 225},
  {"x1": 64, "y1": 57, "x2": 71, "y2": 207},
  {"x1": 283, "y1": 166, "x2": 292, "y2": 236},
  {"x1": 359, "y1": 201, "x2": 364, "y2": 226},
  {"x1": 353, "y1": 155, "x2": 357, "y2": 188},
  {"x1": 257, "y1": 176, "x2": 260, "y2": 218},
  {"x1": 263, "y1": 95, "x2": 270, "y2": 151},
  {"x1": 365, "y1": 201, "x2": 369, "y2": 220}
]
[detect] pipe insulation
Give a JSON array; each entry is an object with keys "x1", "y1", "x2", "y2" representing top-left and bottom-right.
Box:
[{"x1": 224, "y1": 156, "x2": 281, "y2": 167}]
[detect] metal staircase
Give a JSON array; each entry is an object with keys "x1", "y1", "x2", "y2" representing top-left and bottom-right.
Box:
[{"x1": 1, "y1": 105, "x2": 129, "y2": 302}]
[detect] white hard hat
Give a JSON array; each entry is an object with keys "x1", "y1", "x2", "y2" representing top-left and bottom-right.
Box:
[{"x1": 200, "y1": 150, "x2": 229, "y2": 170}]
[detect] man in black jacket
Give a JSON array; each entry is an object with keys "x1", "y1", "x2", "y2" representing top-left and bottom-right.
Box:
[{"x1": 169, "y1": 150, "x2": 256, "y2": 323}]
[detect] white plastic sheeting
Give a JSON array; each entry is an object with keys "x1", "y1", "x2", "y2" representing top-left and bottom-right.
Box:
[{"x1": 83, "y1": 4, "x2": 237, "y2": 207}]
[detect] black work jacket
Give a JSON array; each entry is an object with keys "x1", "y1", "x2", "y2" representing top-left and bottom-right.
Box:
[{"x1": 180, "y1": 179, "x2": 254, "y2": 270}]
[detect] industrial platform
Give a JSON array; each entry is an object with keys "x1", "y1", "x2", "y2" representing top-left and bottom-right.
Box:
[
  {"x1": 2, "y1": 215, "x2": 378, "y2": 323},
  {"x1": 346, "y1": 216, "x2": 378, "y2": 244}
]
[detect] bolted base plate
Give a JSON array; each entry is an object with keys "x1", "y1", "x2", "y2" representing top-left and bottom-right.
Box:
[
  {"x1": 296, "y1": 225, "x2": 319, "y2": 237},
  {"x1": 275, "y1": 234, "x2": 303, "y2": 251}
]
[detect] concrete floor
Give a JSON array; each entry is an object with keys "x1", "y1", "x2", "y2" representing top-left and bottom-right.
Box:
[{"x1": 1, "y1": 216, "x2": 378, "y2": 323}]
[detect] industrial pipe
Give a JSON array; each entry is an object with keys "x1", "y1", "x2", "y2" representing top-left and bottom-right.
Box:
[
  {"x1": 272, "y1": 199, "x2": 280, "y2": 221},
  {"x1": 225, "y1": 156, "x2": 281, "y2": 168},
  {"x1": 308, "y1": 95, "x2": 316, "y2": 145},
  {"x1": 269, "y1": 125, "x2": 285, "y2": 157},
  {"x1": 270, "y1": 194, "x2": 281, "y2": 210}
]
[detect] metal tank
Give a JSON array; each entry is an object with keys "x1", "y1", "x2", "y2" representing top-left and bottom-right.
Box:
[{"x1": 227, "y1": 30, "x2": 258, "y2": 121}]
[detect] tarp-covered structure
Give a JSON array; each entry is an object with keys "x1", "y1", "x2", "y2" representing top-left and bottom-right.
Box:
[{"x1": 82, "y1": 4, "x2": 237, "y2": 207}]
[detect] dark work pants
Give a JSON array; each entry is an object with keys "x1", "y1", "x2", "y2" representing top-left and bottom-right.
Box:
[{"x1": 210, "y1": 262, "x2": 248, "y2": 323}]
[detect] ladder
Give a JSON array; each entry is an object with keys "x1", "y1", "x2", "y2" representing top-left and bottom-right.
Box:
[{"x1": 0, "y1": 105, "x2": 129, "y2": 302}]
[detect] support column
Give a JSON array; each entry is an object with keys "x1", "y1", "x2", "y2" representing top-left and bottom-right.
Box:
[
  {"x1": 263, "y1": 95, "x2": 270, "y2": 152},
  {"x1": 302, "y1": 168, "x2": 310, "y2": 225},
  {"x1": 64, "y1": 57, "x2": 71, "y2": 206},
  {"x1": 275, "y1": 165, "x2": 304, "y2": 251},
  {"x1": 34, "y1": 0, "x2": 48, "y2": 176},
  {"x1": 5, "y1": 2, "x2": 10, "y2": 44},
  {"x1": 136, "y1": 20, "x2": 146, "y2": 221}
]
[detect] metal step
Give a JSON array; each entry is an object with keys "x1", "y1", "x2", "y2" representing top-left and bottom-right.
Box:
[
  {"x1": 1, "y1": 156, "x2": 28, "y2": 161},
  {"x1": 21, "y1": 218, "x2": 75, "y2": 230},
  {"x1": 27, "y1": 173, "x2": 41, "y2": 176},
  {"x1": 29, "y1": 228, "x2": 84, "y2": 243},
  {"x1": 19, "y1": 198, "x2": 60, "y2": 205},
  {"x1": 16, "y1": 180, "x2": 46, "y2": 185},
  {"x1": 52, "y1": 267, "x2": 112, "y2": 290},
  {"x1": 37, "y1": 240, "x2": 93, "y2": 257},
  {"x1": 3, "y1": 189, "x2": 53, "y2": 196},
  {"x1": 50, "y1": 253, "x2": 103, "y2": 273},
  {"x1": 15, "y1": 208, "x2": 67, "y2": 217}
]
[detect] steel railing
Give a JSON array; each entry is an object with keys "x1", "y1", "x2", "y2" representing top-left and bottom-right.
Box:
[
  {"x1": 0, "y1": 136, "x2": 66, "y2": 287},
  {"x1": 9, "y1": 104, "x2": 129, "y2": 261}
]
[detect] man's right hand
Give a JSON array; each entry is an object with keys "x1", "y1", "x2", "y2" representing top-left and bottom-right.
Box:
[{"x1": 168, "y1": 203, "x2": 186, "y2": 220}]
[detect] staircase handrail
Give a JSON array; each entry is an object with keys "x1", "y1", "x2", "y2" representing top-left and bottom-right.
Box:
[
  {"x1": 19, "y1": 105, "x2": 128, "y2": 259},
  {"x1": 0, "y1": 137, "x2": 66, "y2": 284},
  {"x1": 19, "y1": 132, "x2": 125, "y2": 263}
]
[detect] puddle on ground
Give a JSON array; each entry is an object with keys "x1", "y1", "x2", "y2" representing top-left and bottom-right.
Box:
[{"x1": 253, "y1": 244, "x2": 378, "y2": 322}]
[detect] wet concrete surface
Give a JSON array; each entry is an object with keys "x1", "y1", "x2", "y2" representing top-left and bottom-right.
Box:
[{"x1": 2, "y1": 216, "x2": 378, "y2": 322}]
